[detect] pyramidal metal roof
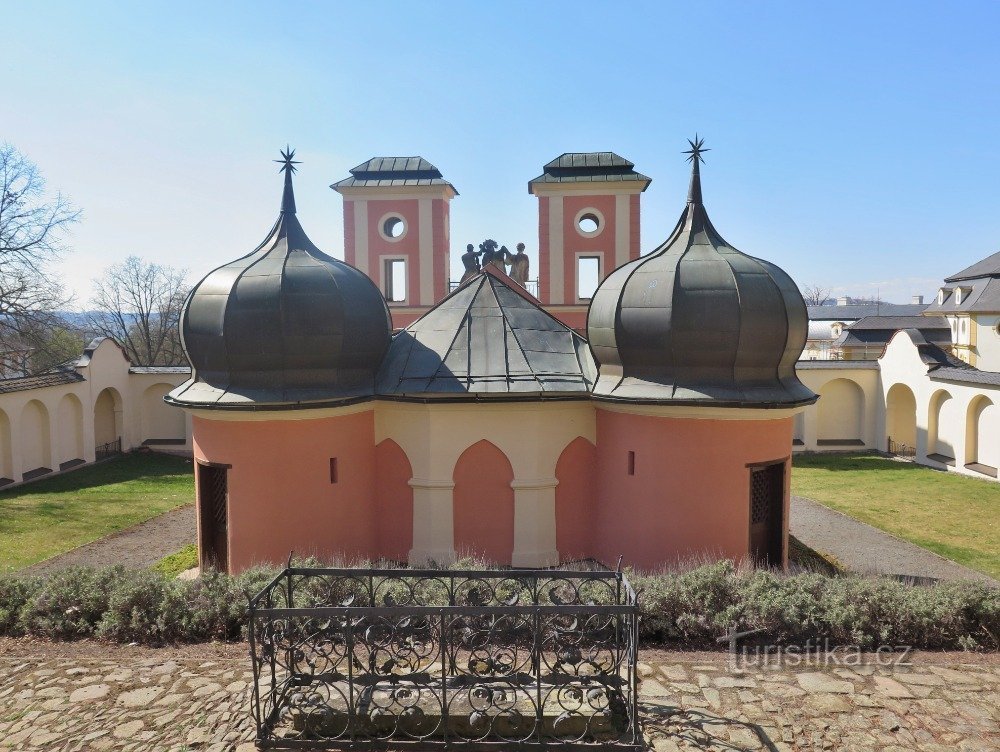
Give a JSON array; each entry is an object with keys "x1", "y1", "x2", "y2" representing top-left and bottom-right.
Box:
[
  {"x1": 529, "y1": 151, "x2": 651, "y2": 190},
  {"x1": 331, "y1": 156, "x2": 458, "y2": 192},
  {"x1": 377, "y1": 267, "x2": 596, "y2": 399}
]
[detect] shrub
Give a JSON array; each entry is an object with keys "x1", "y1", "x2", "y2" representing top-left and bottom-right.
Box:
[
  {"x1": 0, "y1": 577, "x2": 41, "y2": 636},
  {"x1": 19, "y1": 567, "x2": 122, "y2": 639},
  {"x1": 97, "y1": 569, "x2": 171, "y2": 643},
  {"x1": 0, "y1": 561, "x2": 995, "y2": 650}
]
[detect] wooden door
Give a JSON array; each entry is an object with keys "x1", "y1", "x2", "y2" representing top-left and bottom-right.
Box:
[
  {"x1": 749, "y1": 462, "x2": 784, "y2": 567},
  {"x1": 198, "y1": 463, "x2": 229, "y2": 573}
]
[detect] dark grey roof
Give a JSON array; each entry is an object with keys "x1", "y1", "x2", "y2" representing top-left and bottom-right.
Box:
[
  {"x1": 129, "y1": 366, "x2": 191, "y2": 375},
  {"x1": 807, "y1": 303, "x2": 927, "y2": 320},
  {"x1": 930, "y1": 367, "x2": 1000, "y2": 386},
  {"x1": 586, "y1": 147, "x2": 815, "y2": 407},
  {"x1": 169, "y1": 156, "x2": 391, "y2": 410},
  {"x1": 923, "y1": 276, "x2": 1000, "y2": 313},
  {"x1": 795, "y1": 360, "x2": 879, "y2": 370},
  {"x1": 847, "y1": 315, "x2": 948, "y2": 331},
  {"x1": 945, "y1": 251, "x2": 1000, "y2": 282},
  {"x1": 377, "y1": 268, "x2": 595, "y2": 399},
  {"x1": 0, "y1": 368, "x2": 83, "y2": 394},
  {"x1": 529, "y1": 152, "x2": 651, "y2": 189},
  {"x1": 331, "y1": 156, "x2": 457, "y2": 192}
]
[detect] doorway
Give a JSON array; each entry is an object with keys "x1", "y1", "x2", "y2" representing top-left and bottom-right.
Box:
[
  {"x1": 198, "y1": 462, "x2": 229, "y2": 573},
  {"x1": 749, "y1": 462, "x2": 784, "y2": 567}
]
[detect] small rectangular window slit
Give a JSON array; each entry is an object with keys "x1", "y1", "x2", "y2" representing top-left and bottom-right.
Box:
[
  {"x1": 329, "y1": 458, "x2": 338, "y2": 484},
  {"x1": 627, "y1": 451, "x2": 635, "y2": 476}
]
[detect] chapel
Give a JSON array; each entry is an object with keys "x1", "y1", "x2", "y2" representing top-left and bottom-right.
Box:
[{"x1": 166, "y1": 140, "x2": 816, "y2": 574}]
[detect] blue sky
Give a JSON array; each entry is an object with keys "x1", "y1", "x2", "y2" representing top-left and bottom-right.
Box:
[{"x1": 5, "y1": 0, "x2": 999, "y2": 305}]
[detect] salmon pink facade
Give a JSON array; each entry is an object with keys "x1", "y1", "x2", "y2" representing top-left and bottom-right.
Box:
[{"x1": 169, "y1": 142, "x2": 817, "y2": 577}]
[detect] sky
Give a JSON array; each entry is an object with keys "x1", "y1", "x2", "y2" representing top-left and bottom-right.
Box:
[{"x1": 4, "y1": 0, "x2": 1000, "y2": 307}]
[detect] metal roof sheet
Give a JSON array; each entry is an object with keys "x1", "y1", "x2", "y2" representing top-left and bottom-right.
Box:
[
  {"x1": 529, "y1": 151, "x2": 651, "y2": 189},
  {"x1": 847, "y1": 315, "x2": 949, "y2": 331},
  {"x1": 806, "y1": 303, "x2": 927, "y2": 320},
  {"x1": 945, "y1": 250, "x2": 1000, "y2": 282},
  {"x1": 930, "y1": 367, "x2": 1000, "y2": 386},
  {"x1": 332, "y1": 156, "x2": 458, "y2": 192},
  {"x1": 377, "y1": 268, "x2": 595, "y2": 399}
]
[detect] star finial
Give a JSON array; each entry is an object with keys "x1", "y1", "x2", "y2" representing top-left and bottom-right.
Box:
[
  {"x1": 275, "y1": 145, "x2": 300, "y2": 174},
  {"x1": 683, "y1": 135, "x2": 710, "y2": 164}
]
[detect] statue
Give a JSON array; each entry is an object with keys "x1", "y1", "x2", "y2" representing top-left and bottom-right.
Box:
[
  {"x1": 480, "y1": 239, "x2": 505, "y2": 273},
  {"x1": 508, "y1": 242, "x2": 530, "y2": 288},
  {"x1": 460, "y1": 243, "x2": 481, "y2": 283}
]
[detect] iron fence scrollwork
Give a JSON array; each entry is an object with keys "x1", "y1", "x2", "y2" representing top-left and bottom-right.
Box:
[
  {"x1": 248, "y1": 566, "x2": 640, "y2": 750},
  {"x1": 95, "y1": 437, "x2": 122, "y2": 462}
]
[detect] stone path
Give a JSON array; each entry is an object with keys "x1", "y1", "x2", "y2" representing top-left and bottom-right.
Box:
[
  {"x1": 790, "y1": 495, "x2": 996, "y2": 584},
  {"x1": 0, "y1": 642, "x2": 996, "y2": 751},
  {"x1": 22, "y1": 505, "x2": 196, "y2": 577}
]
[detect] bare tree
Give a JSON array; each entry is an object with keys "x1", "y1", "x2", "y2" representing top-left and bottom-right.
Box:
[
  {"x1": 89, "y1": 256, "x2": 189, "y2": 365},
  {"x1": 801, "y1": 284, "x2": 831, "y2": 306},
  {"x1": 0, "y1": 143, "x2": 80, "y2": 368}
]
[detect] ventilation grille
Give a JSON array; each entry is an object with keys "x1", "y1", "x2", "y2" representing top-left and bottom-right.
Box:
[
  {"x1": 203, "y1": 467, "x2": 228, "y2": 529},
  {"x1": 750, "y1": 466, "x2": 776, "y2": 524}
]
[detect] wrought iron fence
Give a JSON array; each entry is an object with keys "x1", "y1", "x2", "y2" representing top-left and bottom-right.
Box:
[
  {"x1": 95, "y1": 437, "x2": 122, "y2": 462},
  {"x1": 248, "y1": 566, "x2": 640, "y2": 750},
  {"x1": 887, "y1": 436, "x2": 916, "y2": 457}
]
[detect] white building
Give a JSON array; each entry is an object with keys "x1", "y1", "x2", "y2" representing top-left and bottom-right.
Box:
[{"x1": 0, "y1": 338, "x2": 190, "y2": 488}]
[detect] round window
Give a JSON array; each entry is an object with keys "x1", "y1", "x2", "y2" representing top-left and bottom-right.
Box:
[
  {"x1": 574, "y1": 208, "x2": 604, "y2": 237},
  {"x1": 382, "y1": 216, "x2": 406, "y2": 240}
]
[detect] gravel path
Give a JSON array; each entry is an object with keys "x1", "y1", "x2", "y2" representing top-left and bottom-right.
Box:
[
  {"x1": 790, "y1": 495, "x2": 996, "y2": 585},
  {"x1": 22, "y1": 504, "x2": 196, "y2": 577}
]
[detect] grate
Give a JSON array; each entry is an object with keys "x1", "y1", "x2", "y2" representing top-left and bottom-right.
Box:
[
  {"x1": 750, "y1": 466, "x2": 774, "y2": 523},
  {"x1": 203, "y1": 466, "x2": 228, "y2": 529}
]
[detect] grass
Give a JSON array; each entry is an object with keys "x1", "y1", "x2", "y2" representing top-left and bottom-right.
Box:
[
  {"x1": 152, "y1": 544, "x2": 198, "y2": 577},
  {"x1": 0, "y1": 453, "x2": 194, "y2": 572},
  {"x1": 792, "y1": 453, "x2": 1000, "y2": 579}
]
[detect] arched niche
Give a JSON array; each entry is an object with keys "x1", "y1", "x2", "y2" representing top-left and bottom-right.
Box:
[
  {"x1": 141, "y1": 383, "x2": 185, "y2": 443},
  {"x1": 56, "y1": 393, "x2": 85, "y2": 467},
  {"x1": 20, "y1": 399, "x2": 52, "y2": 476},
  {"x1": 374, "y1": 439, "x2": 414, "y2": 562},
  {"x1": 0, "y1": 409, "x2": 13, "y2": 482},
  {"x1": 554, "y1": 436, "x2": 596, "y2": 562},
  {"x1": 452, "y1": 440, "x2": 514, "y2": 565},
  {"x1": 94, "y1": 387, "x2": 123, "y2": 449},
  {"x1": 885, "y1": 383, "x2": 917, "y2": 453},
  {"x1": 816, "y1": 378, "x2": 865, "y2": 445},
  {"x1": 965, "y1": 395, "x2": 999, "y2": 472},
  {"x1": 928, "y1": 389, "x2": 957, "y2": 461}
]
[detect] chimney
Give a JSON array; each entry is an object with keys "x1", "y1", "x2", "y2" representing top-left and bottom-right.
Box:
[
  {"x1": 912, "y1": 294, "x2": 924, "y2": 305},
  {"x1": 836, "y1": 296, "x2": 849, "y2": 306}
]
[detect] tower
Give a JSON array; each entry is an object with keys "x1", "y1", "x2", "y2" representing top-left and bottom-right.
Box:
[
  {"x1": 529, "y1": 152, "x2": 650, "y2": 330},
  {"x1": 332, "y1": 157, "x2": 458, "y2": 328}
]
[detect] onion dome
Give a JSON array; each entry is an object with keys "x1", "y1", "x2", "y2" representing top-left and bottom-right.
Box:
[
  {"x1": 167, "y1": 148, "x2": 391, "y2": 409},
  {"x1": 587, "y1": 137, "x2": 816, "y2": 407}
]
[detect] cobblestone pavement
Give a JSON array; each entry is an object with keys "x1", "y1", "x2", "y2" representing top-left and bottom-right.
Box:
[
  {"x1": 0, "y1": 644, "x2": 996, "y2": 751},
  {"x1": 22, "y1": 505, "x2": 196, "y2": 577},
  {"x1": 790, "y1": 495, "x2": 996, "y2": 585}
]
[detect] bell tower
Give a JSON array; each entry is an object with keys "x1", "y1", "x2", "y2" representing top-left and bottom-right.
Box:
[
  {"x1": 528, "y1": 153, "x2": 650, "y2": 328},
  {"x1": 333, "y1": 157, "x2": 458, "y2": 328}
]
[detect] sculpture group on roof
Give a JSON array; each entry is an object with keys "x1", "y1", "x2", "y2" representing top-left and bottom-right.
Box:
[{"x1": 460, "y1": 240, "x2": 531, "y2": 286}]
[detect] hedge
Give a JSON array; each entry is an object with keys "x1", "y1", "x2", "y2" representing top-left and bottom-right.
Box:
[{"x1": 1, "y1": 561, "x2": 996, "y2": 650}]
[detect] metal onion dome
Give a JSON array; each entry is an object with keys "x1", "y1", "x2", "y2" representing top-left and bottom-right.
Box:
[
  {"x1": 586, "y1": 137, "x2": 816, "y2": 407},
  {"x1": 167, "y1": 148, "x2": 391, "y2": 409}
]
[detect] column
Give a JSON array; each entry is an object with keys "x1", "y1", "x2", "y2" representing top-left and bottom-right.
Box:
[
  {"x1": 418, "y1": 198, "x2": 434, "y2": 305},
  {"x1": 548, "y1": 196, "x2": 564, "y2": 304},
  {"x1": 407, "y1": 478, "x2": 456, "y2": 566},
  {"x1": 510, "y1": 477, "x2": 559, "y2": 568}
]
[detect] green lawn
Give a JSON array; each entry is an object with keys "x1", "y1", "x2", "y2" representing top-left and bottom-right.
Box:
[
  {"x1": 0, "y1": 453, "x2": 194, "y2": 572},
  {"x1": 792, "y1": 453, "x2": 1000, "y2": 579}
]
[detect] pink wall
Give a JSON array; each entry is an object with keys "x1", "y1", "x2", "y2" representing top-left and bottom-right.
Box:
[
  {"x1": 374, "y1": 439, "x2": 413, "y2": 562},
  {"x1": 555, "y1": 436, "x2": 597, "y2": 560},
  {"x1": 561, "y1": 194, "x2": 618, "y2": 302},
  {"x1": 367, "y1": 199, "x2": 420, "y2": 304},
  {"x1": 432, "y1": 198, "x2": 449, "y2": 301},
  {"x1": 592, "y1": 410, "x2": 793, "y2": 572},
  {"x1": 192, "y1": 412, "x2": 377, "y2": 573},
  {"x1": 453, "y1": 439, "x2": 515, "y2": 564},
  {"x1": 343, "y1": 199, "x2": 357, "y2": 267}
]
